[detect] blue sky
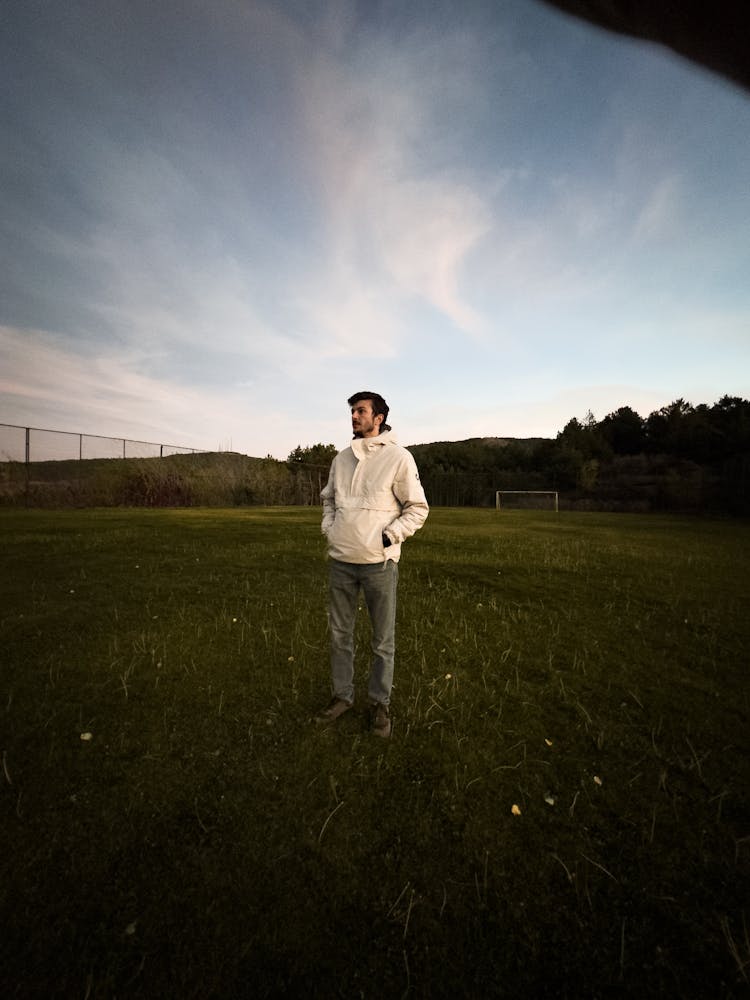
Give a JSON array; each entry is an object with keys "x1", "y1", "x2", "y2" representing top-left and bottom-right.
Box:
[{"x1": 2, "y1": 0, "x2": 749, "y2": 458}]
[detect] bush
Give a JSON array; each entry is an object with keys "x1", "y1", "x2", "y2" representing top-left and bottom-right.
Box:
[{"x1": 118, "y1": 467, "x2": 194, "y2": 506}]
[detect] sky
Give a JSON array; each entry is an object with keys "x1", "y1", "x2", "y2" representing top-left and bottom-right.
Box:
[{"x1": 1, "y1": 0, "x2": 749, "y2": 459}]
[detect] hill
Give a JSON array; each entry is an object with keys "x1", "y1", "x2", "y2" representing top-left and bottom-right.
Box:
[{"x1": 0, "y1": 451, "x2": 315, "y2": 507}]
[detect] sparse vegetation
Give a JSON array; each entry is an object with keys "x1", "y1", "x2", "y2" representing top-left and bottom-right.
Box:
[
  {"x1": 2, "y1": 507, "x2": 748, "y2": 997},
  {"x1": 0, "y1": 452, "x2": 311, "y2": 508}
]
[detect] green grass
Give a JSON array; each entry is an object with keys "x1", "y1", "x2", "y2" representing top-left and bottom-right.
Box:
[{"x1": 1, "y1": 507, "x2": 749, "y2": 998}]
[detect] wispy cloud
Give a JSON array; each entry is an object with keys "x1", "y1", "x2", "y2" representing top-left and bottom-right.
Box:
[
  {"x1": 0, "y1": 325, "x2": 260, "y2": 450},
  {"x1": 292, "y1": 14, "x2": 494, "y2": 341},
  {"x1": 1, "y1": 0, "x2": 748, "y2": 458},
  {"x1": 631, "y1": 173, "x2": 685, "y2": 243}
]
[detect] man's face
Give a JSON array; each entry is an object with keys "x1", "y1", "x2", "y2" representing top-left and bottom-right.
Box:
[{"x1": 351, "y1": 400, "x2": 382, "y2": 438}]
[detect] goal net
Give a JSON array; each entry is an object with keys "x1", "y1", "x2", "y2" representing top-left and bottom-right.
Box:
[{"x1": 496, "y1": 490, "x2": 559, "y2": 511}]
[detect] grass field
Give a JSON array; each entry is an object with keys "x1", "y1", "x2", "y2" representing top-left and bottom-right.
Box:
[{"x1": 2, "y1": 507, "x2": 749, "y2": 998}]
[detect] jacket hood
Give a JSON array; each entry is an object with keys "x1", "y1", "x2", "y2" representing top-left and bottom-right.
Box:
[{"x1": 351, "y1": 429, "x2": 399, "y2": 460}]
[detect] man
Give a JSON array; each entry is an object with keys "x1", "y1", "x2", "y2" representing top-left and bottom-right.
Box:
[{"x1": 317, "y1": 391, "x2": 429, "y2": 738}]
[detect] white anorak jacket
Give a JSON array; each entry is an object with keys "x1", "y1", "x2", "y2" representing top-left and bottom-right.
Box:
[{"x1": 321, "y1": 430, "x2": 429, "y2": 564}]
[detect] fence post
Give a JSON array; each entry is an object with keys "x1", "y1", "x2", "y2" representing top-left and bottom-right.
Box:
[
  {"x1": 79, "y1": 434, "x2": 83, "y2": 461},
  {"x1": 25, "y1": 427, "x2": 30, "y2": 465}
]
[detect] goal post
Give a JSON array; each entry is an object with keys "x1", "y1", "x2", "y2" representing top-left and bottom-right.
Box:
[{"x1": 496, "y1": 490, "x2": 559, "y2": 512}]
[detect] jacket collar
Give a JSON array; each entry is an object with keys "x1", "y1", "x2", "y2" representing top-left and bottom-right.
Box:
[{"x1": 351, "y1": 429, "x2": 397, "y2": 459}]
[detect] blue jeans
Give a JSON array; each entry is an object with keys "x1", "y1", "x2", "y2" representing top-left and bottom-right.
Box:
[{"x1": 328, "y1": 558, "x2": 399, "y2": 706}]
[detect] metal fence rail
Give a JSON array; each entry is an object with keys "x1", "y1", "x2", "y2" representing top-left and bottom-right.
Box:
[{"x1": 0, "y1": 423, "x2": 206, "y2": 463}]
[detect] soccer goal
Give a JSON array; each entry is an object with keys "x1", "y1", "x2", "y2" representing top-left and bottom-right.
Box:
[{"x1": 495, "y1": 490, "x2": 559, "y2": 512}]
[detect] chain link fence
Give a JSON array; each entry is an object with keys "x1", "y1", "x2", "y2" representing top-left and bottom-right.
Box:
[
  {"x1": 0, "y1": 423, "x2": 335, "y2": 508},
  {"x1": 0, "y1": 423, "x2": 205, "y2": 463}
]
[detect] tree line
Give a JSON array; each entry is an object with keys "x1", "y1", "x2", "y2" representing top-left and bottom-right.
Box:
[
  {"x1": 410, "y1": 396, "x2": 750, "y2": 512},
  {"x1": 3, "y1": 397, "x2": 747, "y2": 512},
  {"x1": 292, "y1": 396, "x2": 750, "y2": 514}
]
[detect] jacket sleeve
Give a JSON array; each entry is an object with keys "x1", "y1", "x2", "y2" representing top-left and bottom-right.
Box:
[
  {"x1": 320, "y1": 460, "x2": 336, "y2": 536},
  {"x1": 385, "y1": 453, "x2": 429, "y2": 544}
]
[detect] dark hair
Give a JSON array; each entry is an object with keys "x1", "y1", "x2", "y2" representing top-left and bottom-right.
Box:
[{"x1": 347, "y1": 391, "x2": 391, "y2": 433}]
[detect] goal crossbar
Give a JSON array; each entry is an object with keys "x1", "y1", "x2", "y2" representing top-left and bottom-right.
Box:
[{"x1": 496, "y1": 490, "x2": 559, "y2": 512}]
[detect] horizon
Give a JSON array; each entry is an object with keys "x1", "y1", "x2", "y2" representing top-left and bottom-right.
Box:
[{"x1": 2, "y1": 389, "x2": 744, "y2": 465}]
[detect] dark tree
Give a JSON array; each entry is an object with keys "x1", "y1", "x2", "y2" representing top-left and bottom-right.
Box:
[
  {"x1": 287, "y1": 443, "x2": 338, "y2": 469},
  {"x1": 599, "y1": 406, "x2": 646, "y2": 455}
]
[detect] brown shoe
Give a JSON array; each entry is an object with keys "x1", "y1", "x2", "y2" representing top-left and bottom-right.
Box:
[
  {"x1": 369, "y1": 702, "x2": 391, "y2": 738},
  {"x1": 315, "y1": 697, "x2": 353, "y2": 724}
]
